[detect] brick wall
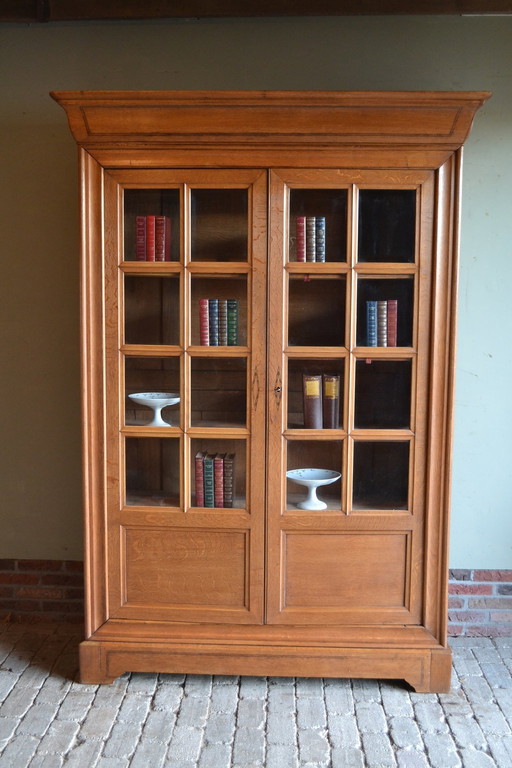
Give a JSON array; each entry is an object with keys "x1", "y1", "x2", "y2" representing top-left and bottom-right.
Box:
[
  {"x1": 1, "y1": 560, "x2": 511, "y2": 635},
  {"x1": 448, "y1": 569, "x2": 512, "y2": 637},
  {"x1": 0, "y1": 559, "x2": 84, "y2": 623}
]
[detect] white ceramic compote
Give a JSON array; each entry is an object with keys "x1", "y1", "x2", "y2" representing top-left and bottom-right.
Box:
[
  {"x1": 128, "y1": 392, "x2": 180, "y2": 427},
  {"x1": 286, "y1": 468, "x2": 341, "y2": 510}
]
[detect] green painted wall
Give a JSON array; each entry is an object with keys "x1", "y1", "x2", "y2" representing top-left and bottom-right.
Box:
[{"x1": 0, "y1": 16, "x2": 510, "y2": 566}]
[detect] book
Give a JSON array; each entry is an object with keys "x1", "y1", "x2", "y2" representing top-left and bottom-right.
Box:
[
  {"x1": 214, "y1": 453, "x2": 226, "y2": 507},
  {"x1": 218, "y1": 299, "x2": 228, "y2": 345},
  {"x1": 223, "y1": 453, "x2": 235, "y2": 508},
  {"x1": 296, "y1": 216, "x2": 306, "y2": 262},
  {"x1": 315, "y1": 216, "x2": 326, "y2": 262},
  {"x1": 377, "y1": 300, "x2": 388, "y2": 347},
  {"x1": 135, "y1": 214, "x2": 171, "y2": 261},
  {"x1": 227, "y1": 299, "x2": 238, "y2": 345},
  {"x1": 203, "y1": 454, "x2": 216, "y2": 507},
  {"x1": 199, "y1": 299, "x2": 238, "y2": 346},
  {"x1": 303, "y1": 374, "x2": 323, "y2": 429},
  {"x1": 155, "y1": 215, "x2": 171, "y2": 261},
  {"x1": 208, "y1": 299, "x2": 219, "y2": 346},
  {"x1": 199, "y1": 299, "x2": 210, "y2": 346},
  {"x1": 194, "y1": 450, "x2": 207, "y2": 507},
  {"x1": 387, "y1": 299, "x2": 398, "y2": 347},
  {"x1": 366, "y1": 301, "x2": 378, "y2": 346},
  {"x1": 322, "y1": 374, "x2": 340, "y2": 429},
  {"x1": 135, "y1": 216, "x2": 147, "y2": 261},
  {"x1": 306, "y1": 217, "x2": 316, "y2": 262},
  {"x1": 145, "y1": 215, "x2": 156, "y2": 261}
]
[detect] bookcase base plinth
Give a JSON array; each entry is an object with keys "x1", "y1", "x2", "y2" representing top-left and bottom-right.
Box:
[{"x1": 79, "y1": 636, "x2": 452, "y2": 693}]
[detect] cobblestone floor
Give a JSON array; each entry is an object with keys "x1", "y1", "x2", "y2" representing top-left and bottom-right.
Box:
[{"x1": 1, "y1": 622, "x2": 512, "y2": 767}]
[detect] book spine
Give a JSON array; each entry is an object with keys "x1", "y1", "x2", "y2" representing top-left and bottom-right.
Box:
[
  {"x1": 203, "y1": 454, "x2": 215, "y2": 508},
  {"x1": 218, "y1": 299, "x2": 228, "y2": 346},
  {"x1": 322, "y1": 374, "x2": 340, "y2": 429},
  {"x1": 214, "y1": 453, "x2": 225, "y2": 508},
  {"x1": 208, "y1": 299, "x2": 219, "y2": 346},
  {"x1": 303, "y1": 374, "x2": 323, "y2": 429},
  {"x1": 315, "y1": 216, "x2": 326, "y2": 262},
  {"x1": 135, "y1": 216, "x2": 146, "y2": 261},
  {"x1": 387, "y1": 299, "x2": 398, "y2": 347},
  {"x1": 199, "y1": 299, "x2": 210, "y2": 346},
  {"x1": 366, "y1": 301, "x2": 378, "y2": 347},
  {"x1": 223, "y1": 453, "x2": 235, "y2": 508},
  {"x1": 306, "y1": 217, "x2": 316, "y2": 262},
  {"x1": 377, "y1": 300, "x2": 388, "y2": 347},
  {"x1": 145, "y1": 215, "x2": 156, "y2": 261},
  {"x1": 155, "y1": 216, "x2": 171, "y2": 261},
  {"x1": 296, "y1": 216, "x2": 306, "y2": 262},
  {"x1": 227, "y1": 299, "x2": 238, "y2": 346},
  {"x1": 194, "y1": 451, "x2": 206, "y2": 507}
]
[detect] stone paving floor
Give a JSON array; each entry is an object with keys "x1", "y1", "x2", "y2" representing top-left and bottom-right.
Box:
[{"x1": 1, "y1": 622, "x2": 512, "y2": 767}]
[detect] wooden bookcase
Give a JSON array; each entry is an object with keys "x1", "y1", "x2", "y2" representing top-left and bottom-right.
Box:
[{"x1": 52, "y1": 90, "x2": 489, "y2": 691}]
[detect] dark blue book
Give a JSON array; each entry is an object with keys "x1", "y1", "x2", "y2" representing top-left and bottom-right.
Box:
[
  {"x1": 366, "y1": 301, "x2": 378, "y2": 346},
  {"x1": 315, "y1": 216, "x2": 326, "y2": 262}
]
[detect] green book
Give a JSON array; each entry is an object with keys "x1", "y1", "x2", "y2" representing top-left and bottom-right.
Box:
[
  {"x1": 203, "y1": 453, "x2": 216, "y2": 508},
  {"x1": 227, "y1": 299, "x2": 238, "y2": 345}
]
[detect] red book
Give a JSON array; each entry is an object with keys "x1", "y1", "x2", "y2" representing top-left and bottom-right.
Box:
[
  {"x1": 199, "y1": 299, "x2": 210, "y2": 345},
  {"x1": 155, "y1": 216, "x2": 171, "y2": 261},
  {"x1": 296, "y1": 216, "x2": 306, "y2": 262},
  {"x1": 303, "y1": 374, "x2": 323, "y2": 429},
  {"x1": 194, "y1": 451, "x2": 206, "y2": 507},
  {"x1": 145, "y1": 215, "x2": 156, "y2": 261},
  {"x1": 387, "y1": 299, "x2": 398, "y2": 347},
  {"x1": 135, "y1": 216, "x2": 146, "y2": 261},
  {"x1": 214, "y1": 453, "x2": 226, "y2": 508}
]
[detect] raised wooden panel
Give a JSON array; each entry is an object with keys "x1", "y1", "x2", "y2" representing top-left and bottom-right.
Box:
[
  {"x1": 121, "y1": 526, "x2": 249, "y2": 610},
  {"x1": 51, "y1": 91, "x2": 490, "y2": 151},
  {"x1": 278, "y1": 531, "x2": 410, "y2": 622}
]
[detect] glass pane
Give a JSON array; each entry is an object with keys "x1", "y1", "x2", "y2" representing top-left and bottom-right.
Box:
[
  {"x1": 358, "y1": 189, "x2": 416, "y2": 263},
  {"x1": 355, "y1": 360, "x2": 412, "y2": 429},
  {"x1": 124, "y1": 189, "x2": 180, "y2": 262},
  {"x1": 191, "y1": 439, "x2": 246, "y2": 509},
  {"x1": 288, "y1": 276, "x2": 346, "y2": 347},
  {"x1": 191, "y1": 358, "x2": 246, "y2": 428},
  {"x1": 191, "y1": 189, "x2": 248, "y2": 262},
  {"x1": 124, "y1": 275, "x2": 180, "y2": 346},
  {"x1": 357, "y1": 277, "x2": 414, "y2": 347},
  {"x1": 286, "y1": 440, "x2": 343, "y2": 511},
  {"x1": 125, "y1": 357, "x2": 181, "y2": 427},
  {"x1": 288, "y1": 359, "x2": 344, "y2": 429},
  {"x1": 191, "y1": 277, "x2": 247, "y2": 347},
  {"x1": 289, "y1": 189, "x2": 347, "y2": 263},
  {"x1": 352, "y1": 441, "x2": 409, "y2": 510},
  {"x1": 125, "y1": 437, "x2": 180, "y2": 506}
]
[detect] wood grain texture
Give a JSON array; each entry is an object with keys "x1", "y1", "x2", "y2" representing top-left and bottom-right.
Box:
[
  {"x1": 54, "y1": 91, "x2": 488, "y2": 691},
  {"x1": 51, "y1": 90, "x2": 490, "y2": 151}
]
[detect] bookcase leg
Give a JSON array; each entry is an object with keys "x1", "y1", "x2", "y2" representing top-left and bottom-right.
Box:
[
  {"x1": 79, "y1": 641, "x2": 118, "y2": 685},
  {"x1": 406, "y1": 648, "x2": 452, "y2": 693}
]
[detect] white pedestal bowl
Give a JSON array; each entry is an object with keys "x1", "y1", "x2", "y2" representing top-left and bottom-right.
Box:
[{"x1": 286, "y1": 468, "x2": 341, "y2": 510}]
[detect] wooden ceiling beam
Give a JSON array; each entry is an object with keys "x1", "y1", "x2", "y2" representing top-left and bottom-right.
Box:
[{"x1": 1, "y1": 0, "x2": 512, "y2": 22}]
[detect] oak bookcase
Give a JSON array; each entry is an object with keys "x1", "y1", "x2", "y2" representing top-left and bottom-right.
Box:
[{"x1": 52, "y1": 90, "x2": 489, "y2": 691}]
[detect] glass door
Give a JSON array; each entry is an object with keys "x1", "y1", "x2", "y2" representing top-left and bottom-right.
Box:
[
  {"x1": 266, "y1": 169, "x2": 434, "y2": 626},
  {"x1": 103, "y1": 169, "x2": 267, "y2": 624}
]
